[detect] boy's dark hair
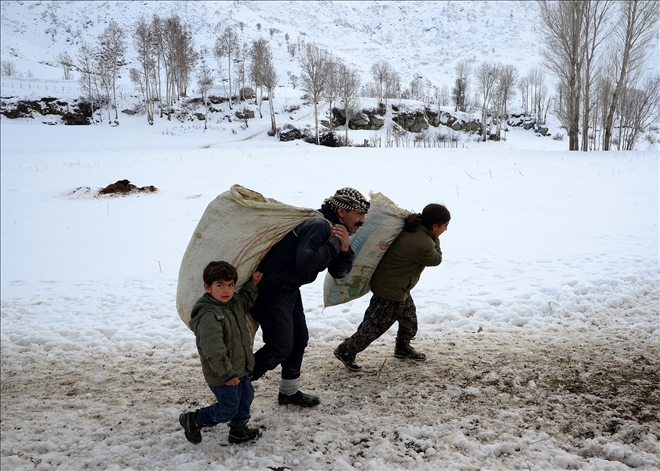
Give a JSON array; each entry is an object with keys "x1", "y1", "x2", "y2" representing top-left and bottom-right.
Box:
[
  {"x1": 203, "y1": 261, "x2": 238, "y2": 285},
  {"x1": 403, "y1": 204, "x2": 451, "y2": 232}
]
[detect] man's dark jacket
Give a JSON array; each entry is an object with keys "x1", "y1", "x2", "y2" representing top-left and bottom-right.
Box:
[{"x1": 257, "y1": 204, "x2": 354, "y2": 291}]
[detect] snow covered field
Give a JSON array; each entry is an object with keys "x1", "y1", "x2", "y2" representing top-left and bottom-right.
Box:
[{"x1": 1, "y1": 113, "x2": 658, "y2": 470}]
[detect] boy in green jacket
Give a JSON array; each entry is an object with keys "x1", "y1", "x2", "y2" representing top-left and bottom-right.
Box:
[{"x1": 179, "y1": 261, "x2": 263, "y2": 445}]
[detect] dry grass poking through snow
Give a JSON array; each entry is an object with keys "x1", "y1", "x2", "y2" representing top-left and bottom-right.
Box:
[{"x1": 1, "y1": 326, "x2": 659, "y2": 470}]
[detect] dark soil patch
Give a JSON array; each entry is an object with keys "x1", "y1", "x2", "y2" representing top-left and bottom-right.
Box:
[{"x1": 98, "y1": 179, "x2": 158, "y2": 196}]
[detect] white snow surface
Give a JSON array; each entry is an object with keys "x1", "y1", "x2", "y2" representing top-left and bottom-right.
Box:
[{"x1": 1, "y1": 1, "x2": 660, "y2": 470}]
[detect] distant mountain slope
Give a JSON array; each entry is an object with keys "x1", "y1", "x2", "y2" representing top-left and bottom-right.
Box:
[{"x1": 1, "y1": 0, "x2": 542, "y2": 89}]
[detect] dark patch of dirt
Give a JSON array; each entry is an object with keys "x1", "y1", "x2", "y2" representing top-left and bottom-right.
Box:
[{"x1": 97, "y1": 179, "x2": 158, "y2": 196}]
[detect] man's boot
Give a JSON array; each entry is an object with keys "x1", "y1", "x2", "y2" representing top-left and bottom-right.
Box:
[{"x1": 278, "y1": 390, "x2": 321, "y2": 407}]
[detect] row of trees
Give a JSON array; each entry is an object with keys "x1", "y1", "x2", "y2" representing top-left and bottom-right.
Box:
[
  {"x1": 298, "y1": 42, "x2": 362, "y2": 144},
  {"x1": 59, "y1": 13, "x2": 281, "y2": 132},
  {"x1": 539, "y1": 0, "x2": 659, "y2": 151},
  {"x1": 130, "y1": 15, "x2": 196, "y2": 125},
  {"x1": 447, "y1": 61, "x2": 522, "y2": 141},
  {"x1": 62, "y1": 19, "x2": 127, "y2": 124},
  {"x1": 360, "y1": 59, "x2": 551, "y2": 142}
]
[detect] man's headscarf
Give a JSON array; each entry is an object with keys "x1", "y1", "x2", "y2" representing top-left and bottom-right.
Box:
[{"x1": 324, "y1": 187, "x2": 370, "y2": 214}]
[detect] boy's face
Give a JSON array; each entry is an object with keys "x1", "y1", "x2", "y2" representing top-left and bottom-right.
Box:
[{"x1": 204, "y1": 279, "x2": 236, "y2": 303}]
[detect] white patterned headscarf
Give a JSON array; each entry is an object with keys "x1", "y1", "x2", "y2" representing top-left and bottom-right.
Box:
[{"x1": 324, "y1": 187, "x2": 370, "y2": 214}]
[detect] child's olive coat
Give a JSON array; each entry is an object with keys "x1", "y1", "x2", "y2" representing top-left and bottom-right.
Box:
[
  {"x1": 369, "y1": 225, "x2": 442, "y2": 302},
  {"x1": 189, "y1": 282, "x2": 258, "y2": 386}
]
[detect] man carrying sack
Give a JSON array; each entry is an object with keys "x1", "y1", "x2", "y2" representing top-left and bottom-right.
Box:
[{"x1": 250, "y1": 188, "x2": 369, "y2": 407}]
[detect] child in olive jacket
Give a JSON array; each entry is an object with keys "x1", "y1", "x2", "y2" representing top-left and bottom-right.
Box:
[
  {"x1": 334, "y1": 204, "x2": 451, "y2": 371},
  {"x1": 179, "y1": 261, "x2": 263, "y2": 445}
]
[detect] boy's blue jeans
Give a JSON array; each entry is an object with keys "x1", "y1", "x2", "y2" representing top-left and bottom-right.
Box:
[{"x1": 196, "y1": 375, "x2": 254, "y2": 428}]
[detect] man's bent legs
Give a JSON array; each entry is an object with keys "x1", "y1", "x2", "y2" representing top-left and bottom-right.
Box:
[
  {"x1": 280, "y1": 290, "x2": 308, "y2": 380},
  {"x1": 251, "y1": 289, "x2": 308, "y2": 380}
]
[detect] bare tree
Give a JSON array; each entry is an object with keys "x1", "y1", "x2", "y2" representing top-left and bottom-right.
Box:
[
  {"x1": 149, "y1": 14, "x2": 165, "y2": 118},
  {"x1": 287, "y1": 41, "x2": 297, "y2": 59},
  {"x1": 475, "y1": 61, "x2": 500, "y2": 141},
  {"x1": 175, "y1": 23, "x2": 196, "y2": 98},
  {"x1": 96, "y1": 49, "x2": 113, "y2": 122},
  {"x1": 602, "y1": 0, "x2": 660, "y2": 150},
  {"x1": 260, "y1": 44, "x2": 278, "y2": 135},
  {"x1": 452, "y1": 60, "x2": 471, "y2": 112},
  {"x1": 131, "y1": 17, "x2": 157, "y2": 125},
  {"x1": 196, "y1": 47, "x2": 214, "y2": 131},
  {"x1": 237, "y1": 42, "x2": 249, "y2": 101},
  {"x1": 152, "y1": 15, "x2": 196, "y2": 121},
  {"x1": 324, "y1": 54, "x2": 339, "y2": 132},
  {"x1": 1, "y1": 60, "x2": 17, "y2": 77},
  {"x1": 214, "y1": 25, "x2": 239, "y2": 110},
  {"x1": 617, "y1": 75, "x2": 660, "y2": 150},
  {"x1": 300, "y1": 42, "x2": 328, "y2": 145},
  {"x1": 384, "y1": 70, "x2": 401, "y2": 101},
  {"x1": 409, "y1": 76, "x2": 426, "y2": 102},
  {"x1": 496, "y1": 65, "x2": 518, "y2": 116},
  {"x1": 539, "y1": 0, "x2": 587, "y2": 150},
  {"x1": 592, "y1": 74, "x2": 614, "y2": 149},
  {"x1": 518, "y1": 75, "x2": 530, "y2": 114},
  {"x1": 287, "y1": 71, "x2": 299, "y2": 89},
  {"x1": 493, "y1": 64, "x2": 518, "y2": 138},
  {"x1": 159, "y1": 15, "x2": 183, "y2": 120},
  {"x1": 77, "y1": 42, "x2": 99, "y2": 123},
  {"x1": 538, "y1": 86, "x2": 552, "y2": 126},
  {"x1": 249, "y1": 38, "x2": 269, "y2": 117},
  {"x1": 370, "y1": 60, "x2": 392, "y2": 105},
  {"x1": 434, "y1": 84, "x2": 449, "y2": 110},
  {"x1": 580, "y1": 0, "x2": 616, "y2": 151},
  {"x1": 337, "y1": 62, "x2": 361, "y2": 145},
  {"x1": 56, "y1": 52, "x2": 74, "y2": 80},
  {"x1": 98, "y1": 19, "x2": 126, "y2": 122},
  {"x1": 528, "y1": 67, "x2": 547, "y2": 120}
]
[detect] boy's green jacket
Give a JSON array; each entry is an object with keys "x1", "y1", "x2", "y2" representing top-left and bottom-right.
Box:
[
  {"x1": 189, "y1": 282, "x2": 258, "y2": 386},
  {"x1": 370, "y1": 225, "x2": 442, "y2": 302}
]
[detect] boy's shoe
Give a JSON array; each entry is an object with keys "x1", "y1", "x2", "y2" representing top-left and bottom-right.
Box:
[
  {"x1": 334, "y1": 347, "x2": 362, "y2": 371},
  {"x1": 179, "y1": 411, "x2": 203, "y2": 444},
  {"x1": 278, "y1": 390, "x2": 321, "y2": 407},
  {"x1": 394, "y1": 343, "x2": 427, "y2": 361},
  {"x1": 228, "y1": 423, "x2": 262, "y2": 444}
]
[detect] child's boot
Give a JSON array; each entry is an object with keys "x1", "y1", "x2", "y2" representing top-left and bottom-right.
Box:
[
  {"x1": 228, "y1": 422, "x2": 262, "y2": 444},
  {"x1": 334, "y1": 347, "x2": 362, "y2": 371},
  {"x1": 179, "y1": 411, "x2": 203, "y2": 444},
  {"x1": 394, "y1": 342, "x2": 427, "y2": 361}
]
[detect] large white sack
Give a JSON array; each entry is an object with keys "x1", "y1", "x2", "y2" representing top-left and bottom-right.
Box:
[
  {"x1": 176, "y1": 184, "x2": 325, "y2": 331},
  {"x1": 323, "y1": 192, "x2": 410, "y2": 307}
]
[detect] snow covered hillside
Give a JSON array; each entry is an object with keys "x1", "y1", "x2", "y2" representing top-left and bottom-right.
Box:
[{"x1": 1, "y1": 0, "x2": 543, "y2": 87}]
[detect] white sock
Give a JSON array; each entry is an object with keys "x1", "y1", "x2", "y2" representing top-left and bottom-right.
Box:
[{"x1": 279, "y1": 378, "x2": 298, "y2": 396}]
